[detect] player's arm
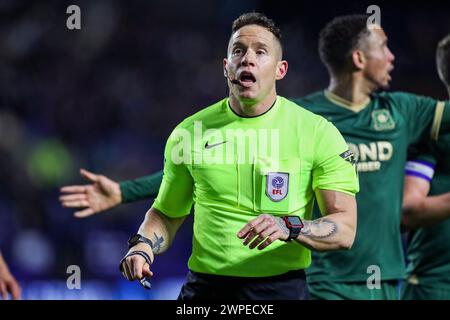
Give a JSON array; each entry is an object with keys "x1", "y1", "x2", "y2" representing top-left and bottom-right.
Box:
[
  {"x1": 0, "y1": 252, "x2": 21, "y2": 300},
  {"x1": 120, "y1": 207, "x2": 185, "y2": 281},
  {"x1": 120, "y1": 171, "x2": 164, "y2": 203},
  {"x1": 60, "y1": 169, "x2": 163, "y2": 218},
  {"x1": 401, "y1": 161, "x2": 450, "y2": 231}
]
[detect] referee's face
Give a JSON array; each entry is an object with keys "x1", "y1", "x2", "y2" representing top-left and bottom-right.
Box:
[{"x1": 224, "y1": 25, "x2": 288, "y2": 104}]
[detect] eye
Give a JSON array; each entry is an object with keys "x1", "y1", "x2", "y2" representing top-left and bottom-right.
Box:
[
  {"x1": 233, "y1": 48, "x2": 243, "y2": 56},
  {"x1": 256, "y1": 49, "x2": 267, "y2": 55}
]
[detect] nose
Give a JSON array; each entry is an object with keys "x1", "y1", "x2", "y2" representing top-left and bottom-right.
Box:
[
  {"x1": 387, "y1": 47, "x2": 395, "y2": 62},
  {"x1": 241, "y1": 49, "x2": 256, "y2": 67}
]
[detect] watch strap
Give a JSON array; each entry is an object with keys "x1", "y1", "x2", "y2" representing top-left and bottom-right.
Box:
[{"x1": 128, "y1": 234, "x2": 154, "y2": 250}]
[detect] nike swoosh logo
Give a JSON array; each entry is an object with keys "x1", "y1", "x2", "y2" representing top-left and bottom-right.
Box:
[{"x1": 205, "y1": 140, "x2": 228, "y2": 149}]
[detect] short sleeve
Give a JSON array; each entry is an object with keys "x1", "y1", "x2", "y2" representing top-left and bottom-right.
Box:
[
  {"x1": 312, "y1": 119, "x2": 359, "y2": 196},
  {"x1": 389, "y1": 92, "x2": 450, "y2": 143},
  {"x1": 152, "y1": 128, "x2": 194, "y2": 217}
]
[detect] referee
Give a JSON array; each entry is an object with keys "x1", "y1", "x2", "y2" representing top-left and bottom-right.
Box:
[{"x1": 118, "y1": 12, "x2": 359, "y2": 300}]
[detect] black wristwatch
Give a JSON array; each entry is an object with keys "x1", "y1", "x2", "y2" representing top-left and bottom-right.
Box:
[
  {"x1": 127, "y1": 234, "x2": 154, "y2": 250},
  {"x1": 282, "y1": 216, "x2": 304, "y2": 241}
]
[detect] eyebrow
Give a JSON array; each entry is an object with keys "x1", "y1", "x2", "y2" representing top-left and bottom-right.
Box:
[{"x1": 231, "y1": 41, "x2": 270, "y2": 49}]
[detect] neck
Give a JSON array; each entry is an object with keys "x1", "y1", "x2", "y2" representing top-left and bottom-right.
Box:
[
  {"x1": 328, "y1": 72, "x2": 374, "y2": 105},
  {"x1": 229, "y1": 89, "x2": 277, "y2": 117}
]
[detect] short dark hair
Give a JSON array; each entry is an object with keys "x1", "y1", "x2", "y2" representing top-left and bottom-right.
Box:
[
  {"x1": 231, "y1": 12, "x2": 283, "y2": 49},
  {"x1": 437, "y1": 34, "x2": 450, "y2": 87},
  {"x1": 319, "y1": 14, "x2": 371, "y2": 73}
]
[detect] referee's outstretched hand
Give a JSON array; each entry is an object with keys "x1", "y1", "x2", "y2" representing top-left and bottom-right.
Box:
[
  {"x1": 237, "y1": 214, "x2": 290, "y2": 250},
  {"x1": 120, "y1": 243, "x2": 154, "y2": 282},
  {"x1": 59, "y1": 168, "x2": 122, "y2": 218}
]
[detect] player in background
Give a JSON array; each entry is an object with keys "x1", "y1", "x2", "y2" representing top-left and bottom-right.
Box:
[
  {"x1": 294, "y1": 15, "x2": 450, "y2": 300},
  {"x1": 401, "y1": 34, "x2": 450, "y2": 300}
]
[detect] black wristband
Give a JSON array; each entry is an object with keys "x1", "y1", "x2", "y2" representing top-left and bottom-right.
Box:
[{"x1": 127, "y1": 234, "x2": 154, "y2": 250}]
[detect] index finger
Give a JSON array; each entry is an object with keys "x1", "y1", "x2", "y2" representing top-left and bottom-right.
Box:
[
  {"x1": 131, "y1": 256, "x2": 146, "y2": 280},
  {"x1": 9, "y1": 282, "x2": 21, "y2": 300},
  {"x1": 60, "y1": 186, "x2": 86, "y2": 193},
  {"x1": 237, "y1": 216, "x2": 265, "y2": 239}
]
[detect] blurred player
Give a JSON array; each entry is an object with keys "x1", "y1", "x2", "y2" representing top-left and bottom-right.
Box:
[
  {"x1": 294, "y1": 15, "x2": 450, "y2": 300},
  {"x1": 401, "y1": 34, "x2": 450, "y2": 300},
  {"x1": 0, "y1": 251, "x2": 21, "y2": 300}
]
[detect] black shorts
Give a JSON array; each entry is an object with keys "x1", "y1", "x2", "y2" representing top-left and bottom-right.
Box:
[{"x1": 177, "y1": 269, "x2": 309, "y2": 300}]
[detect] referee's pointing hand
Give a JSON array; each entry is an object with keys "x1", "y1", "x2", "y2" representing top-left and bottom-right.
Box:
[{"x1": 120, "y1": 243, "x2": 154, "y2": 281}]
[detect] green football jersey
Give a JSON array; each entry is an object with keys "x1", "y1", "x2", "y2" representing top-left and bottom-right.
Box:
[
  {"x1": 406, "y1": 133, "x2": 450, "y2": 288},
  {"x1": 292, "y1": 90, "x2": 450, "y2": 283},
  {"x1": 120, "y1": 171, "x2": 163, "y2": 203},
  {"x1": 153, "y1": 96, "x2": 359, "y2": 277}
]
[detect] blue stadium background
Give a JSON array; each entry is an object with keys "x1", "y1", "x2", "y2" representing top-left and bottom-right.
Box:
[{"x1": 0, "y1": 0, "x2": 449, "y2": 299}]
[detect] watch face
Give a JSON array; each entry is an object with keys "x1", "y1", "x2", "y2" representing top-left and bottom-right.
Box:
[
  {"x1": 287, "y1": 216, "x2": 303, "y2": 228},
  {"x1": 129, "y1": 234, "x2": 141, "y2": 244}
]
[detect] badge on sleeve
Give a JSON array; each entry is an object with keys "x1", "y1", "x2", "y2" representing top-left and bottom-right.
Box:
[{"x1": 266, "y1": 172, "x2": 289, "y2": 202}]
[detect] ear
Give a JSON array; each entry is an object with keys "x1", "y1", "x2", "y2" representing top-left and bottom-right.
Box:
[
  {"x1": 352, "y1": 50, "x2": 366, "y2": 70},
  {"x1": 223, "y1": 58, "x2": 228, "y2": 78},
  {"x1": 275, "y1": 60, "x2": 288, "y2": 80}
]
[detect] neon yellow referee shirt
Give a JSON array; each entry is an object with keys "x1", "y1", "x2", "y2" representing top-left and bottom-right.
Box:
[{"x1": 153, "y1": 96, "x2": 359, "y2": 277}]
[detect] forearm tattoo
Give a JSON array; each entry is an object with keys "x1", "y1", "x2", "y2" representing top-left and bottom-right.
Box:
[
  {"x1": 151, "y1": 232, "x2": 164, "y2": 254},
  {"x1": 300, "y1": 218, "x2": 337, "y2": 239}
]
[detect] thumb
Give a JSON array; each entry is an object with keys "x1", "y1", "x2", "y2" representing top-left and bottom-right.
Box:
[
  {"x1": 74, "y1": 208, "x2": 95, "y2": 218},
  {"x1": 80, "y1": 168, "x2": 99, "y2": 183},
  {"x1": 142, "y1": 263, "x2": 154, "y2": 278}
]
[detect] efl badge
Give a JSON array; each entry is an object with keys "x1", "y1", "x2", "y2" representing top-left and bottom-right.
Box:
[
  {"x1": 339, "y1": 149, "x2": 357, "y2": 165},
  {"x1": 266, "y1": 172, "x2": 289, "y2": 202},
  {"x1": 372, "y1": 109, "x2": 395, "y2": 131}
]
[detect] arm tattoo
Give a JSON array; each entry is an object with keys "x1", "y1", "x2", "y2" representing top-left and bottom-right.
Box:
[
  {"x1": 300, "y1": 218, "x2": 337, "y2": 239},
  {"x1": 151, "y1": 232, "x2": 164, "y2": 253}
]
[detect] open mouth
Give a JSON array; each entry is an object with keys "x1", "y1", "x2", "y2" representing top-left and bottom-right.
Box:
[
  {"x1": 238, "y1": 71, "x2": 256, "y2": 86},
  {"x1": 383, "y1": 65, "x2": 394, "y2": 81},
  {"x1": 388, "y1": 65, "x2": 394, "y2": 73}
]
